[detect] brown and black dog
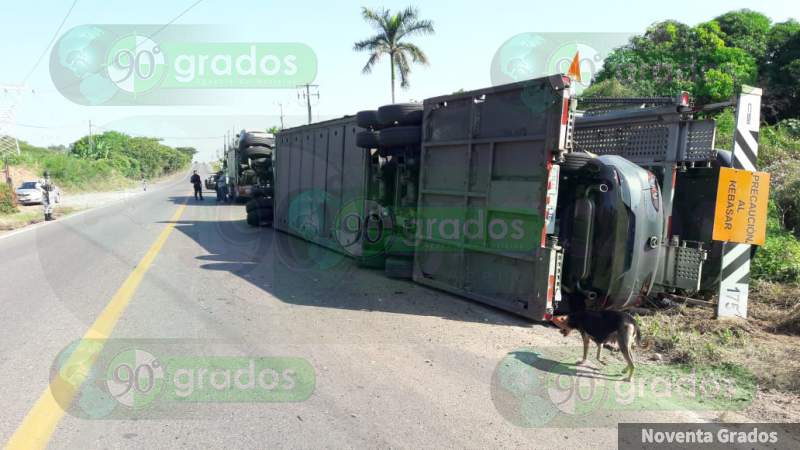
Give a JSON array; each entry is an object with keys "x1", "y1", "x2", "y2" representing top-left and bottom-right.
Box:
[{"x1": 551, "y1": 310, "x2": 642, "y2": 381}]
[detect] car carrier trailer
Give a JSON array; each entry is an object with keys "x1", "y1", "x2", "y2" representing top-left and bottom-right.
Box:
[
  {"x1": 225, "y1": 130, "x2": 275, "y2": 201},
  {"x1": 272, "y1": 74, "x2": 769, "y2": 321}
]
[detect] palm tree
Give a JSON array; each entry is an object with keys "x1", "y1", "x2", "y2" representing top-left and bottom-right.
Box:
[{"x1": 353, "y1": 6, "x2": 434, "y2": 103}]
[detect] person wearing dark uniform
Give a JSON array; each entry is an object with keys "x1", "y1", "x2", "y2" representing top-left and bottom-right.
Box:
[
  {"x1": 41, "y1": 171, "x2": 56, "y2": 221},
  {"x1": 190, "y1": 170, "x2": 203, "y2": 200}
]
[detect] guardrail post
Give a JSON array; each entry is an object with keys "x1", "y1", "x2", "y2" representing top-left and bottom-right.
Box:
[{"x1": 716, "y1": 85, "x2": 762, "y2": 319}]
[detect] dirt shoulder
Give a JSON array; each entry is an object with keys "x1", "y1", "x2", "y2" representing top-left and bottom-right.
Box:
[{"x1": 635, "y1": 281, "x2": 800, "y2": 422}]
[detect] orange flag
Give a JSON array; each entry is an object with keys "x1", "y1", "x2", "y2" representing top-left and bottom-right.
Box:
[{"x1": 567, "y1": 51, "x2": 582, "y2": 82}]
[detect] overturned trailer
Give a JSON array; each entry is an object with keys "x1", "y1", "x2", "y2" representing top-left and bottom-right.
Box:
[{"x1": 273, "y1": 75, "x2": 769, "y2": 321}]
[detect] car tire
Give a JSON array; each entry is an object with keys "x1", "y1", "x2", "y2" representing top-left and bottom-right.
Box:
[
  {"x1": 356, "y1": 110, "x2": 381, "y2": 129},
  {"x1": 385, "y1": 256, "x2": 413, "y2": 279},
  {"x1": 378, "y1": 126, "x2": 421, "y2": 148},
  {"x1": 377, "y1": 103, "x2": 423, "y2": 126},
  {"x1": 562, "y1": 152, "x2": 595, "y2": 172},
  {"x1": 356, "y1": 130, "x2": 380, "y2": 149}
]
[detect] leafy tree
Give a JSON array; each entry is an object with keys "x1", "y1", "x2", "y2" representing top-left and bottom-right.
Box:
[
  {"x1": 762, "y1": 20, "x2": 800, "y2": 122},
  {"x1": 595, "y1": 19, "x2": 758, "y2": 104},
  {"x1": 580, "y1": 78, "x2": 637, "y2": 98},
  {"x1": 267, "y1": 126, "x2": 280, "y2": 134},
  {"x1": 353, "y1": 6, "x2": 434, "y2": 103},
  {"x1": 714, "y1": 9, "x2": 771, "y2": 61},
  {"x1": 175, "y1": 147, "x2": 198, "y2": 157}
]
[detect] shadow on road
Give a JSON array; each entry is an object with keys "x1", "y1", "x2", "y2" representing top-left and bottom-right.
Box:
[
  {"x1": 163, "y1": 211, "x2": 531, "y2": 327},
  {"x1": 509, "y1": 350, "x2": 625, "y2": 381}
]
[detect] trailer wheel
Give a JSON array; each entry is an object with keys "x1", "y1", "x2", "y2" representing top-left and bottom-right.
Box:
[
  {"x1": 247, "y1": 207, "x2": 273, "y2": 227},
  {"x1": 377, "y1": 103, "x2": 423, "y2": 126},
  {"x1": 246, "y1": 197, "x2": 273, "y2": 213},
  {"x1": 356, "y1": 130, "x2": 380, "y2": 149},
  {"x1": 246, "y1": 211, "x2": 260, "y2": 226},
  {"x1": 356, "y1": 110, "x2": 381, "y2": 129},
  {"x1": 385, "y1": 256, "x2": 413, "y2": 279},
  {"x1": 378, "y1": 126, "x2": 421, "y2": 148},
  {"x1": 562, "y1": 152, "x2": 594, "y2": 172}
]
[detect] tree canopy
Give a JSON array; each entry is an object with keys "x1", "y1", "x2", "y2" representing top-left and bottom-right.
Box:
[
  {"x1": 593, "y1": 9, "x2": 800, "y2": 123},
  {"x1": 70, "y1": 131, "x2": 192, "y2": 178}
]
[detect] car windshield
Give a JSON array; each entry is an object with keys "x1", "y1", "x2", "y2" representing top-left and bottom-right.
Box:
[{"x1": 19, "y1": 182, "x2": 38, "y2": 189}]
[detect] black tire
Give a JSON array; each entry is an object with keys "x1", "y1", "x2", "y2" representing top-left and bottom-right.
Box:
[
  {"x1": 244, "y1": 146, "x2": 272, "y2": 160},
  {"x1": 240, "y1": 133, "x2": 274, "y2": 149},
  {"x1": 246, "y1": 207, "x2": 273, "y2": 227},
  {"x1": 356, "y1": 130, "x2": 380, "y2": 149},
  {"x1": 246, "y1": 197, "x2": 273, "y2": 212},
  {"x1": 378, "y1": 126, "x2": 421, "y2": 148},
  {"x1": 356, "y1": 110, "x2": 381, "y2": 129},
  {"x1": 377, "y1": 103, "x2": 423, "y2": 126},
  {"x1": 562, "y1": 152, "x2": 595, "y2": 172},
  {"x1": 385, "y1": 256, "x2": 413, "y2": 279},
  {"x1": 246, "y1": 211, "x2": 260, "y2": 226},
  {"x1": 258, "y1": 197, "x2": 274, "y2": 209}
]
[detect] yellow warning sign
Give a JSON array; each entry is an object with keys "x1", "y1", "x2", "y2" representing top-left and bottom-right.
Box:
[{"x1": 712, "y1": 167, "x2": 770, "y2": 245}]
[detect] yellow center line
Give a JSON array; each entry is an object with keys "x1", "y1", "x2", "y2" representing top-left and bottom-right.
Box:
[{"x1": 4, "y1": 202, "x2": 187, "y2": 450}]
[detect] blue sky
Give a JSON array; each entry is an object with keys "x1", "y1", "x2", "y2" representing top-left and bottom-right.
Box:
[{"x1": 1, "y1": 0, "x2": 798, "y2": 161}]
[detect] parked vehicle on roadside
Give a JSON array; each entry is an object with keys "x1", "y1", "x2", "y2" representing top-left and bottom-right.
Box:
[
  {"x1": 205, "y1": 174, "x2": 219, "y2": 191},
  {"x1": 15, "y1": 180, "x2": 61, "y2": 205}
]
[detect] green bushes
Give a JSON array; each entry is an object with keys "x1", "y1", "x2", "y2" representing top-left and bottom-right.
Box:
[
  {"x1": 0, "y1": 183, "x2": 17, "y2": 215},
  {"x1": 8, "y1": 132, "x2": 192, "y2": 192},
  {"x1": 70, "y1": 132, "x2": 192, "y2": 179},
  {"x1": 752, "y1": 203, "x2": 800, "y2": 282}
]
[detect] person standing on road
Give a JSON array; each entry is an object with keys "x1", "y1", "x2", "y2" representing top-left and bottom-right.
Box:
[
  {"x1": 215, "y1": 172, "x2": 227, "y2": 202},
  {"x1": 190, "y1": 170, "x2": 203, "y2": 200},
  {"x1": 141, "y1": 173, "x2": 148, "y2": 191},
  {"x1": 41, "y1": 171, "x2": 56, "y2": 221}
]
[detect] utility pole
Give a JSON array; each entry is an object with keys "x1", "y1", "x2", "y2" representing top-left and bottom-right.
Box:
[
  {"x1": 276, "y1": 101, "x2": 285, "y2": 130},
  {"x1": 297, "y1": 84, "x2": 319, "y2": 124},
  {"x1": 88, "y1": 120, "x2": 93, "y2": 154}
]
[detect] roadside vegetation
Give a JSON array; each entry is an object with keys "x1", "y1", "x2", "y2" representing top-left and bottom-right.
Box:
[
  {"x1": 3, "y1": 132, "x2": 194, "y2": 196},
  {"x1": 585, "y1": 10, "x2": 800, "y2": 284},
  {"x1": 0, "y1": 183, "x2": 17, "y2": 214},
  {"x1": 585, "y1": 10, "x2": 800, "y2": 417}
]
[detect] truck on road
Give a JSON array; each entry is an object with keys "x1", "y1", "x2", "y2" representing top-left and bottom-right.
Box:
[{"x1": 272, "y1": 75, "x2": 769, "y2": 320}]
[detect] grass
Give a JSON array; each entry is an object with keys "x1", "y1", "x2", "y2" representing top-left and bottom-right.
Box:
[
  {"x1": 636, "y1": 281, "x2": 800, "y2": 394},
  {"x1": 0, "y1": 206, "x2": 81, "y2": 231}
]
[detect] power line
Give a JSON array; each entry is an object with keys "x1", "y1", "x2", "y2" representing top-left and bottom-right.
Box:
[
  {"x1": 146, "y1": 0, "x2": 205, "y2": 42},
  {"x1": 22, "y1": 0, "x2": 79, "y2": 84},
  {"x1": 30, "y1": 0, "x2": 205, "y2": 95}
]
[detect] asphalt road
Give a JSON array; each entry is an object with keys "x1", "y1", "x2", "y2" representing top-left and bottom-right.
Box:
[{"x1": 0, "y1": 164, "x2": 714, "y2": 449}]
